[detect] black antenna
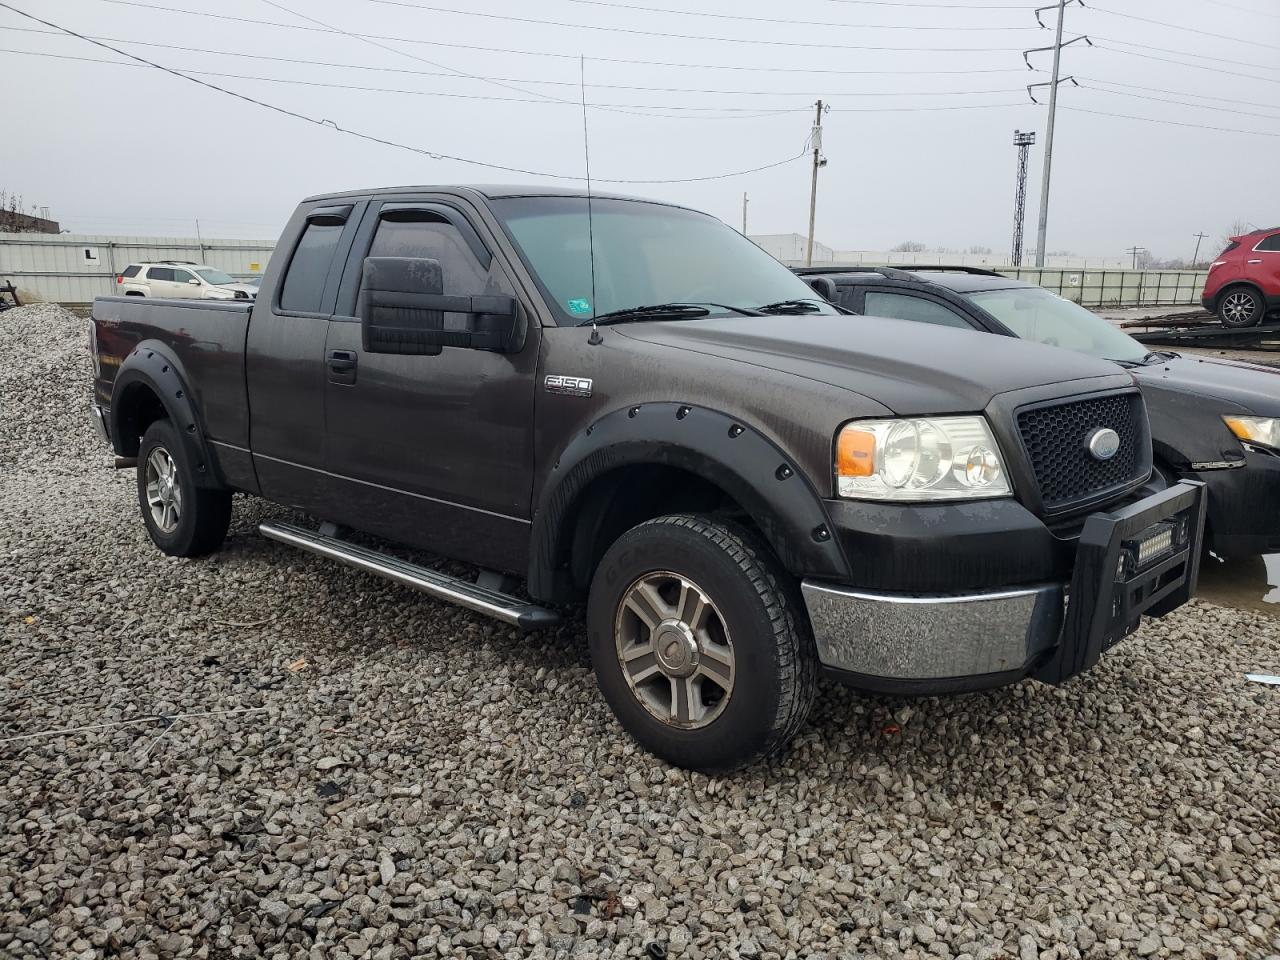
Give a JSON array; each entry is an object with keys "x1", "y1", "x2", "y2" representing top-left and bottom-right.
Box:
[{"x1": 580, "y1": 55, "x2": 602, "y2": 346}]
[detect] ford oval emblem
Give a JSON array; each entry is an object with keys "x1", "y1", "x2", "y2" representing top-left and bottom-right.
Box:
[{"x1": 1086, "y1": 427, "x2": 1121, "y2": 461}]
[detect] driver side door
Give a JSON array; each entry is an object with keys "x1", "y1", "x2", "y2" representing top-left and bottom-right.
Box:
[{"x1": 321, "y1": 199, "x2": 541, "y2": 572}]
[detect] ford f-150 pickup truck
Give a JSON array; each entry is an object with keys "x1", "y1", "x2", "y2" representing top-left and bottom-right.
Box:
[{"x1": 91, "y1": 185, "x2": 1206, "y2": 773}]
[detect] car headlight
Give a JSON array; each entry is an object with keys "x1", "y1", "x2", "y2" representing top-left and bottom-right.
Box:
[
  {"x1": 836, "y1": 416, "x2": 1011, "y2": 501},
  {"x1": 1223, "y1": 415, "x2": 1280, "y2": 450}
]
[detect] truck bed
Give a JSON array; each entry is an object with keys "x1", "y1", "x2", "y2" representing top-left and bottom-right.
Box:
[{"x1": 92, "y1": 295, "x2": 253, "y2": 481}]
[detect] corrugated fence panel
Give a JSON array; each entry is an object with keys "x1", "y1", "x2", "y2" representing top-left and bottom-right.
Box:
[{"x1": 0, "y1": 233, "x2": 276, "y2": 304}]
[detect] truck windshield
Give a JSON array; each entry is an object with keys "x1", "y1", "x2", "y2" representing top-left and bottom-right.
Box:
[
  {"x1": 492, "y1": 196, "x2": 839, "y2": 325},
  {"x1": 965, "y1": 286, "x2": 1148, "y2": 364},
  {"x1": 195, "y1": 268, "x2": 236, "y2": 285}
]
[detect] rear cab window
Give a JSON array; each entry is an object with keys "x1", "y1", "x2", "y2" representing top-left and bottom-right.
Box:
[{"x1": 278, "y1": 211, "x2": 350, "y2": 314}]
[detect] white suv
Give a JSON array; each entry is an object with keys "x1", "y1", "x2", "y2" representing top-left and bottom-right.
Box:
[{"x1": 116, "y1": 261, "x2": 257, "y2": 300}]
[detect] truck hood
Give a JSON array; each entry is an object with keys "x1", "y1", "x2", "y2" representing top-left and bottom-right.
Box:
[
  {"x1": 616, "y1": 314, "x2": 1124, "y2": 415},
  {"x1": 1134, "y1": 354, "x2": 1280, "y2": 416}
]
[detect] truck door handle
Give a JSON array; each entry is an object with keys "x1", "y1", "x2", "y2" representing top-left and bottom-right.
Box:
[{"x1": 327, "y1": 350, "x2": 357, "y2": 371}]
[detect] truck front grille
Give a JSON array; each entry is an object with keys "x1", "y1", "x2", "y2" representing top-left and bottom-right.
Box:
[{"x1": 1017, "y1": 392, "x2": 1146, "y2": 513}]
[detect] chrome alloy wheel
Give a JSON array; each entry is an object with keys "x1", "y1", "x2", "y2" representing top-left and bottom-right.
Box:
[
  {"x1": 144, "y1": 446, "x2": 183, "y2": 534},
  {"x1": 1222, "y1": 290, "x2": 1258, "y2": 325},
  {"x1": 614, "y1": 571, "x2": 735, "y2": 729}
]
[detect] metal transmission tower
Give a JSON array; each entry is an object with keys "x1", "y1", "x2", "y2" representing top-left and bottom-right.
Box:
[
  {"x1": 1023, "y1": 0, "x2": 1090, "y2": 267},
  {"x1": 1011, "y1": 131, "x2": 1036, "y2": 266}
]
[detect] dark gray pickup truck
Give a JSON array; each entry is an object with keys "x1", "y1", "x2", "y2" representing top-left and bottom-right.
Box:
[{"x1": 91, "y1": 185, "x2": 1206, "y2": 772}]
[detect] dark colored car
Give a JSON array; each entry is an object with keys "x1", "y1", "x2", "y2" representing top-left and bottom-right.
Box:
[
  {"x1": 1201, "y1": 226, "x2": 1280, "y2": 328},
  {"x1": 89, "y1": 186, "x2": 1205, "y2": 773},
  {"x1": 797, "y1": 265, "x2": 1280, "y2": 557}
]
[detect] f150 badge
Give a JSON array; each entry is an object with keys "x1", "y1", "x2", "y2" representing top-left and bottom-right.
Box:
[{"x1": 544, "y1": 375, "x2": 593, "y2": 398}]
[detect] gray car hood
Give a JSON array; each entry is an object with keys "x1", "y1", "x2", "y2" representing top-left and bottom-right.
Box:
[
  {"x1": 1134, "y1": 354, "x2": 1280, "y2": 416},
  {"x1": 617, "y1": 314, "x2": 1124, "y2": 415}
]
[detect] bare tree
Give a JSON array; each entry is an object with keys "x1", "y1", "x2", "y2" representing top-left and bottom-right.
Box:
[
  {"x1": 891, "y1": 240, "x2": 926, "y2": 253},
  {"x1": 1219, "y1": 219, "x2": 1253, "y2": 250},
  {"x1": 967, "y1": 245, "x2": 993, "y2": 255}
]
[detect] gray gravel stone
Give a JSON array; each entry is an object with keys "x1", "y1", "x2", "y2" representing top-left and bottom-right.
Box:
[{"x1": 1, "y1": 303, "x2": 1279, "y2": 959}]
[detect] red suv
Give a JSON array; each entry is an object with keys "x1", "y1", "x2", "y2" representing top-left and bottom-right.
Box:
[{"x1": 1202, "y1": 225, "x2": 1280, "y2": 327}]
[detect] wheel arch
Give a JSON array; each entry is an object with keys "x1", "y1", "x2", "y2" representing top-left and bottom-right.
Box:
[
  {"x1": 1218, "y1": 280, "x2": 1267, "y2": 315},
  {"x1": 528, "y1": 403, "x2": 851, "y2": 602},
  {"x1": 110, "y1": 340, "x2": 223, "y2": 488}
]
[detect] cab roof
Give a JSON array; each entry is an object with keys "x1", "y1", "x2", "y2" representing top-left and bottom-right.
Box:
[{"x1": 302, "y1": 184, "x2": 670, "y2": 205}]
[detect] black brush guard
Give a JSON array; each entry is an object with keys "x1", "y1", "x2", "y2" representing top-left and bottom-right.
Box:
[{"x1": 1034, "y1": 479, "x2": 1207, "y2": 685}]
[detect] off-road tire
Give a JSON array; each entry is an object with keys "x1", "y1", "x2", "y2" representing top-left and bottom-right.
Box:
[
  {"x1": 1218, "y1": 285, "x2": 1263, "y2": 328},
  {"x1": 587, "y1": 514, "x2": 817, "y2": 773},
  {"x1": 136, "y1": 419, "x2": 231, "y2": 557}
]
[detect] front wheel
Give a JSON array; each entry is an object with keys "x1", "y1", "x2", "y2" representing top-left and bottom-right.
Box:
[
  {"x1": 1218, "y1": 286, "x2": 1263, "y2": 328},
  {"x1": 136, "y1": 419, "x2": 232, "y2": 557},
  {"x1": 587, "y1": 514, "x2": 817, "y2": 773}
]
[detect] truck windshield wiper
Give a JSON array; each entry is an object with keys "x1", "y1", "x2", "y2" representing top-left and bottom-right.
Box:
[
  {"x1": 576, "y1": 302, "x2": 760, "y2": 326},
  {"x1": 756, "y1": 298, "x2": 826, "y2": 315}
]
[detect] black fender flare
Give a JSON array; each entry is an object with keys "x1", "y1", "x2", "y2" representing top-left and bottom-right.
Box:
[
  {"x1": 528, "y1": 402, "x2": 852, "y2": 600},
  {"x1": 110, "y1": 340, "x2": 222, "y2": 488}
]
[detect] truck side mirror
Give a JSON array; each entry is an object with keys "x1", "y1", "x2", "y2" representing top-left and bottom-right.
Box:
[
  {"x1": 804, "y1": 276, "x2": 838, "y2": 302},
  {"x1": 359, "y1": 256, "x2": 521, "y2": 355}
]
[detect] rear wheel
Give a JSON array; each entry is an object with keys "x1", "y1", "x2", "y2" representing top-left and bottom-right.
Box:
[
  {"x1": 136, "y1": 419, "x2": 231, "y2": 557},
  {"x1": 1218, "y1": 286, "x2": 1263, "y2": 328},
  {"x1": 587, "y1": 514, "x2": 816, "y2": 773}
]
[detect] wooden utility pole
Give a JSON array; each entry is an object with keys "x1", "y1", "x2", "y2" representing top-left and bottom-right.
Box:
[
  {"x1": 805, "y1": 100, "x2": 826, "y2": 267},
  {"x1": 742, "y1": 192, "x2": 748, "y2": 235},
  {"x1": 1192, "y1": 231, "x2": 1207, "y2": 265}
]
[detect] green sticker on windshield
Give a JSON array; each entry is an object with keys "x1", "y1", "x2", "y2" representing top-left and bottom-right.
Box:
[{"x1": 567, "y1": 298, "x2": 592, "y2": 315}]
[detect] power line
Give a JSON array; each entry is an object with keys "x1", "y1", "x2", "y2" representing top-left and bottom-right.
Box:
[
  {"x1": 1076, "y1": 81, "x2": 1280, "y2": 122},
  {"x1": 813, "y1": 0, "x2": 1039, "y2": 7},
  {"x1": 1197, "y1": 0, "x2": 1280, "y2": 18},
  {"x1": 1059, "y1": 105, "x2": 1280, "y2": 138},
  {"x1": 0, "y1": 22, "x2": 1039, "y2": 79},
  {"x1": 1091, "y1": 40, "x2": 1280, "y2": 84},
  {"x1": 1074, "y1": 75, "x2": 1280, "y2": 110},
  {"x1": 366, "y1": 0, "x2": 1027, "y2": 52},
  {"x1": 0, "y1": 42, "x2": 1036, "y2": 101},
  {"x1": 0, "y1": 48, "x2": 809, "y2": 116},
  {"x1": 0, "y1": 48, "x2": 1039, "y2": 121},
  {"x1": 1084, "y1": 4, "x2": 1280, "y2": 52},
  {"x1": 1091, "y1": 35, "x2": 1280, "y2": 70},
  {"x1": 558, "y1": 0, "x2": 1041, "y2": 30},
  {"x1": 254, "y1": 0, "x2": 566, "y2": 112},
  {"x1": 0, "y1": 3, "x2": 812, "y2": 182}
]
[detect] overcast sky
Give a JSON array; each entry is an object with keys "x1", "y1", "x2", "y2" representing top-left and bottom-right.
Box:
[{"x1": 1, "y1": 0, "x2": 1276, "y2": 260}]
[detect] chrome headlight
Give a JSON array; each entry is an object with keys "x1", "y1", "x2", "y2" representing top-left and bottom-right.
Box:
[
  {"x1": 836, "y1": 416, "x2": 1012, "y2": 501},
  {"x1": 1223, "y1": 415, "x2": 1280, "y2": 450}
]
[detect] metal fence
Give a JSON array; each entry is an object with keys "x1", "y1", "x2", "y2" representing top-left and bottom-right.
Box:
[
  {"x1": 997, "y1": 268, "x2": 1207, "y2": 308},
  {"x1": 0, "y1": 233, "x2": 275, "y2": 305},
  {"x1": 2, "y1": 231, "x2": 1209, "y2": 310}
]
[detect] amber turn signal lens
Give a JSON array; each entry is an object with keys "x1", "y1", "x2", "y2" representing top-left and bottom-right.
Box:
[{"x1": 836, "y1": 428, "x2": 876, "y2": 477}]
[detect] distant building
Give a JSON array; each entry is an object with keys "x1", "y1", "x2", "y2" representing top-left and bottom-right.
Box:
[{"x1": 0, "y1": 210, "x2": 60, "y2": 234}]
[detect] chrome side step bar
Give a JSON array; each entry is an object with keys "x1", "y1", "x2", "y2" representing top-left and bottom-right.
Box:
[{"x1": 258, "y1": 522, "x2": 560, "y2": 630}]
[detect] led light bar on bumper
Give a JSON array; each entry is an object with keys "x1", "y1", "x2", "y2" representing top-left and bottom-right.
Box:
[{"x1": 836, "y1": 416, "x2": 1011, "y2": 502}]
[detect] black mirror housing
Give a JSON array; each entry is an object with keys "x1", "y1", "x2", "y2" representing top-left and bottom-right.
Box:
[
  {"x1": 359, "y1": 256, "x2": 521, "y2": 355},
  {"x1": 805, "y1": 276, "x2": 838, "y2": 302}
]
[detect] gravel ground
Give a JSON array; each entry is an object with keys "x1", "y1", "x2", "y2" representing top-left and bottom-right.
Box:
[{"x1": 2, "y1": 303, "x2": 1279, "y2": 960}]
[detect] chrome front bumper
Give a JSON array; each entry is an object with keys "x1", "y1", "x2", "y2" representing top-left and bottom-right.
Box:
[
  {"x1": 804, "y1": 480, "x2": 1207, "y2": 692},
  {"x1": 801, "y1": 581, "x2": 1063, "y2": 685}
]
